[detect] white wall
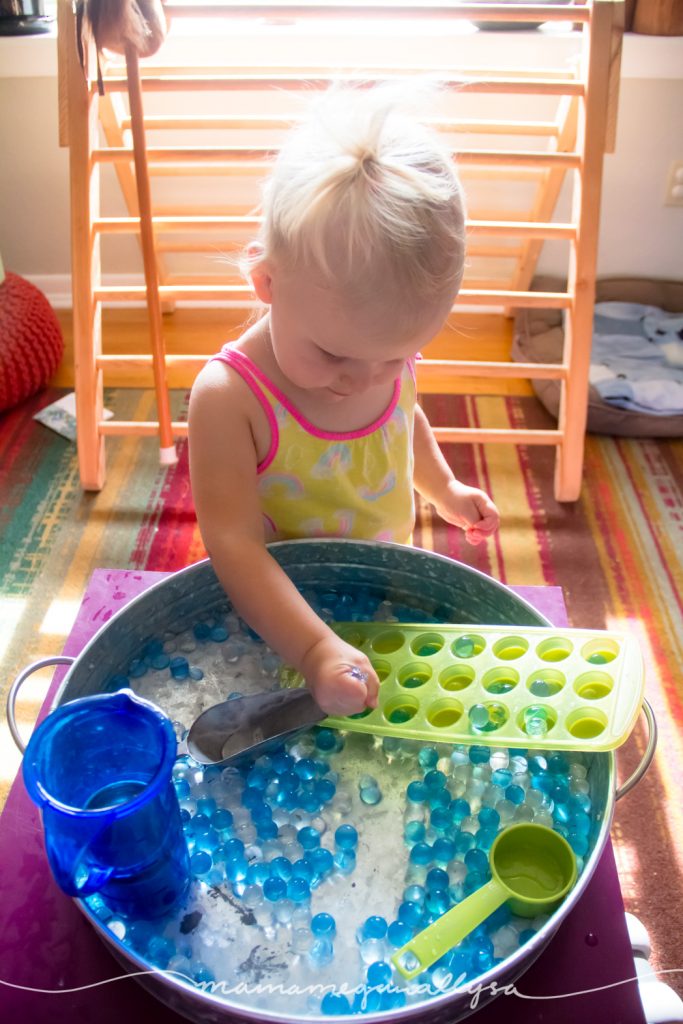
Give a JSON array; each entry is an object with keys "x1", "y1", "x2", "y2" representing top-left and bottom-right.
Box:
[{"x1": 0, "y1": 22, "x2": 681, "y2": 305}]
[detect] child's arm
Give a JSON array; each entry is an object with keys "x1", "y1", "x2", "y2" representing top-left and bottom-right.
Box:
[
  {"x1": 188, "y1": 361, "x2": 379, "y2": 716},
  {"x1": 412, "y1": 403, "x2": 500, "y2": 544}
]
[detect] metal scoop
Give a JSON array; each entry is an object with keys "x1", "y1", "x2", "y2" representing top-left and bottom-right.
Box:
[
  {"x1": 392, "y1": 823, "x2": 578, "y2": 980},
  {"x1": 186, "y1": 688, "x2": 326, "y2": 765}
]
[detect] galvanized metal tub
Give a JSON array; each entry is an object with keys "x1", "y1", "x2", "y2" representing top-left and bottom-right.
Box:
[{"x1": 8, "y1": 540, "x2": 655, "y2": 1024}]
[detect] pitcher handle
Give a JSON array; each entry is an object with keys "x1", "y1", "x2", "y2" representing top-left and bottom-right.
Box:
[
  {"x1": 615, "y1": 699, "x2": 657, "y2": 801},
  {"x1": 6, "y1": 656, "x2": 75, "y2": 754}
]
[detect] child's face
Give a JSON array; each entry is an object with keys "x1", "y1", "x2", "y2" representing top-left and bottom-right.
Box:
[{"x1": 253, "y1": 263, "x2": 450, "y2": 400}]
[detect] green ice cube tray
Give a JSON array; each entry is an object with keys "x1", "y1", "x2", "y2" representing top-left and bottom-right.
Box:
[{"x1": 319, "y1": 622, "x2": 645, "y2": 752}]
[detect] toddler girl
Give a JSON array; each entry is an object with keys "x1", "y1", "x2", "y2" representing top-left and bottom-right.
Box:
[{"x1": 189, "y1": 84, "x2": 500, "y2": 716}]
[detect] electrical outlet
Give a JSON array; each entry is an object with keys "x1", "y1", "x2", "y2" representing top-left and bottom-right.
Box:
[{"x1": 665, "y1": 160, "x2": 683, "y2": 206}]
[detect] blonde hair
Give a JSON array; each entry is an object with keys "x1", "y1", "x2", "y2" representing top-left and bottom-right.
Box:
[{"x1": 248, "y1": 82, "x2": 466, "y2": 309}]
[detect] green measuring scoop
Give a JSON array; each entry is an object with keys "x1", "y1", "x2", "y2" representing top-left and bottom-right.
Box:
[{"x1": 392, "y1": 823, "x2": 578, "y2": 981}]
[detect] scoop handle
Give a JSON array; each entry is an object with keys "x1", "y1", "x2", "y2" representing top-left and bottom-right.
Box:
[{"x1": 391, "y1": 877, "x2": 508, "y2": 981}]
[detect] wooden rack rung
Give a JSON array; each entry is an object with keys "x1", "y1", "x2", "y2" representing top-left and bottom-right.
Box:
[
  {"x1": 127, "y1": 114, "x2": 560, "y2": 137},
  {"x1": 432, "y1": 427, "x2": 563, "y2": 445},
  {"x1": 93, "y1": 146, "x2": 581, "y2": 169},
  {"x1": 162, "y1": 4, "x2": 591, "y2": 25},
  {"x1": 418, "y1": 360, "x2": 567, "y2": 381},
  {"x1": 95, "y1": 75, "x2": 585, "y2": 98}
]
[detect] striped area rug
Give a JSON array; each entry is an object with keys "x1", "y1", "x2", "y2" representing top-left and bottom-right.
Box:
[{"x1": 1, "y1": 386, "x2": 682, "y2": 995}]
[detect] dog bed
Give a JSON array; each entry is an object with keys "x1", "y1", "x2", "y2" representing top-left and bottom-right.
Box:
[{"x1": 512, "y1": 277, "x2": 683, "y2": 437}]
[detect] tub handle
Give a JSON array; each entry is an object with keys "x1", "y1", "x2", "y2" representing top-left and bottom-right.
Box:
[
  {"x1": 615, "y1": 699, "x2": 657, "y2": 802},
  {"x1": 6, "y1": 656, "x2": 75, "y2": 755}
]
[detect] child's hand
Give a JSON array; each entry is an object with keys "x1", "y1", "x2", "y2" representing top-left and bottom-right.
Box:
[
  {"x1": 301, "y1": 635, "x2": 380, "y2": 717},
  {"x1": 434, "y1": 480, "x2": 500, "y2": 545}
]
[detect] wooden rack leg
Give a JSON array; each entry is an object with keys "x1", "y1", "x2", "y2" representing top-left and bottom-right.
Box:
[
  {"x1": 63, "y1": 0, "x2": 105, "y2": 491},
  {"x1": 555, "y1": 0, "x2": 621, "y2": 502},
  {"x1": 124, "y1": 43, "x2": 177, "y2": 466}
]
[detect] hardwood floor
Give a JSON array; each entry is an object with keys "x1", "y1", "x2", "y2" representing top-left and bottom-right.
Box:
[{"x1": 53, "y1": 308, "x2": 533, "y2": 396}]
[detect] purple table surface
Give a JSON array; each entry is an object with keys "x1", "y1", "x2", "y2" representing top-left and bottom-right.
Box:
[{"x1": 0, "y1": 570, "x2": 646, "y2": 1024}]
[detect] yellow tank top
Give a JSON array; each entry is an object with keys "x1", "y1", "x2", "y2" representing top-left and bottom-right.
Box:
[{"x1": 211, "y1": 346, "x2": 416, "y2": 544}]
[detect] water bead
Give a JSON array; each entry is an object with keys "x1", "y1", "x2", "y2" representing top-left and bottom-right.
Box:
[
  {"x1": 210, "y1": 808, "x2": 233, "y2": 833},
  {"x1": 334, "y1": 849, "x2": 357, "y2": 875},
  {"x1": 360, "y1": 786, "x2": 382, "y2": 806},
  {"x1": 225, "y1": 855, "x2": 249, "y2": 883},
  {"x1": 315, "y1": 779, "x2": 336, "y2": 804},
  {"x1": 464, "y1": 848, "x2": 489, "y2": 875},
  {"x1": 210, "y1": 625, "x2": 229, "y2": 642},
  {"x1": 505, "y1": 784, "x2": 525, "y2": 806},
  {"x1": 432, "y1": 838, "x2": 456, "y2": 863},
  {"x1": 406, "y1": 780, "x2": 428, "y2": 804},
  {"x1": 360, "y1": 917, "x2": 387, "y2": 937},
  {"x1": 409, "y1": 842, "x2": 432, "y2": 866},
  {"x1": 263, "y1": 876, "x2": 287, "y2": 902},
  {"x1": 189, "y1": 666, "x2": 204, "y2": 681},
  {"x1": 174, "y1": 779, "x2": 191, "y2": 801},
  {"x1": 418, "y1": 747, "x2": 439, "y2": 770},
  {"x1": 454, "y1": 832, "x2": 475, "y2": 856},
  {"x1": 524, "y1": 706, "x2": 549, "y2": 738},
  {"x1": 469, "y1": 746, "x2": 490, "y2": 766},
  {"x1": 192, "y1": 961, "x2": 215, "y2": 984},
  {"x1": 425, "y1": 867, "x2": 450, "y2": 893},
  {"x1": 423, "y1": 770, "x2": 447, "y2": 792},
  {"x1": 429, "y1": 806, "x2": 453, "y2": 833},
  {"x1": 454, "y1": 636, "x2": 475, "y2": 658},
  {"x1": 321, "y1": 992, "x2": 351, "y2": 1016},
  {"x1": 474, "y1": 827, "x2": 498, "y2": 851},
  {"x1": 335, "y1": 824, "x2": 358, "y2": 850},
  {"x1": 297, "y1": 826, "x2": 321, "y2": 851},
  {"x1": 312, "y1": 912, "x2": 337, "y2": 938},
  {"x1": 309, "y1": 847, "x2": 335, "y2": 878},
  {"x1": 193, "y1": 622, "x2": 211, "y2": 641},
  {"x1": 491, "y1": 768, "x2": 513, "y2": 788},
  {"x1": 367, "y1": 960, "x2": 393, "y2": 987},
  {"x1": 170, "y1": 656, "x2": 190, "y2": 680},
  {"x1": 478, "y1": 806, "x2": 500, "y2": 829},
  {"x1": 468, "y1": 704, "x2": 491, "y2": 731},
  {"x1": 387, "y1": 920, "x2": 413, "y2": 948},
  {"x1": 190, "y1": 850, "x2": 212, "y2": 877},
  {"x1": 309, "y1": 937, "x2": 334, "y2": 967},
  {"x1": 196, "y1": 797, "x2": 217, "y2": 818},
  {"x1": 128, "y1": 659, "x2": 147, "y2": 678},
  {"x1": 291, "y1": 859, "x2": 314, "y2": 883}
]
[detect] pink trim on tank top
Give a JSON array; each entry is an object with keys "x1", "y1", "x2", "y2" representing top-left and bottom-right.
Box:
[
  {"x1": 219, "y1": 346, "x2": 402, "y2": 439},
  {"x1": 210, "y1": 348, "x2": 280, "y2": 472}
]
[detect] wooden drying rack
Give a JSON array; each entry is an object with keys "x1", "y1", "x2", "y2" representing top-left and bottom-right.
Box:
[{"x1": 58, "y1": 1, "x2": 624, "y2": 500}]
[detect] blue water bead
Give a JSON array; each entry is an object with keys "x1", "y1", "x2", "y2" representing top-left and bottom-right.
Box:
[
  {"x1": 383, "y1": 737, "x2": 402, "y2": 759},
  {"x1": 404, "y1": 820, "x2": 426, "y2": 845},
  {"x1": 211, "y1": 808, "x2": 233, "y2": 833},
  {"x1": 552, "y1": 781, "x2": 572, "y2": 805},
  {"x1": 427, "y1": 806, "x2": 451, "y2": 833},
  {"x1": 263, "y1": 876, "x2": 287, "y2": 902},
  {"x1": 428, "y1": 790, "x2": 451, "y2": 812},
  {"x1": 531, "y1": 773, "x2": 554, "y2": 795},
  {"x1": 334, "y1": 849, "x2": 357, "y2": 875},
  {"x1": 257, "y1": 819, "x2": 279, "y2": 840},
  {"x1": 406, "y1": 780, "x2": 428, "y2": 804},
  {"x1": 196, "y1": 797, "x2": 217, "y2": 818},
  {"x1": 518, "y1": 928, "x2": 537, "y2": 945},
  {"x1": 222, "y1": 837, "x2": 245, "y2": 858},
  {"x1": 398, "y1": 900, "x2": 424, "y2": 927},
  {"x1": 299, "y1": 788, "x2": 323, "y2": 814},
  {"x1": 189, "y1": 666, "x2": 204, "y2": 681},
  {"x1": 527, "y1": 754, "x2": 548, "y2": 776},
  {"x1": 571, "y1": 810, "x2": 592, "y2": 835},
  {"x1": 321, "y1": 992, "x2": 351, "y2": 1016},
  {"x1": 424, "y1": 769, "x2": 447, "y2": 792},
  {"x1": 225, "y1": 855, "x2": 249, "y2": 883},
  {"x1": 432, "y1": 837, "x2": 456, "y2": 863},
  {"x1": 447, "y1": 947, "x2": 475, "y2": 983},
  {"x1": 404, "y1": 884, "x2": 426, "y2": 905},
  {"x1": 190, "y1": 814, "x2": 211, "y2": 837},
  {"x1": 567, "y1": 831, "x2": 590, "y2": 857},
  {"x1": 174, "y1": 778, "x2": 191, "y2": 801},
  {"x1": 553, "y1": 802, "x2": 572, "y2": 825},
  {"x1": 409, "y1": 842, "x2": 432, "y2": 866},
  {"x1": 478, "y1": 806, "x2": 500, "y2": 829},
  {"x1": 464, "y1": 869, "x2": 485, "y2": 894},
  {"x1": 505, "y1": 784, "x2": 526, "y2": 806},
  {"x1": 451, "y1": 798, "x2": 471, "y2": 822},
  {"x1": 367, "y1": 960, "x2": 393, "y2": 987},
  {"x1": 270, "y1": 857, "x2": 293, "y2": 881},
  {"x1": 128, "y1": 658, "x2": 148, "y2": 678},
  {"x1": 360, "y1": 786, "x2": 382, "y2": 806},
  {"x1": 475, "y1": 827, "x2": 499, "y2": 852},
  {"x1": 360, "y1": 916, "x2": 388, "y2": 941},
  {"x1": 272, "y1": 752, "x2": 295, "y2": 775},
  {"x1": 425, "y1": 867, "x2": 450, "y2": 893},
  {"x1": 312, "y1": 912, "x2": 336, "y2": 938},
  {"x1": 210, "y1": 625, "x2": 229, "y2": 642},
  {"x1": 143, "y1": 638, "x2": 164, "y2": 659},
  {"x1": 195, "y1": 828, "x2": 221, "y2": 854},
  {"x1": 169, "y1": 656, "x2": 190, "y2": 680},
  {"x1": 193, "y1": 622, "x2": 211, "y2": 641},
  {"x1": 548, "y1": 754, "x2": 569, "y2": 775},
  {"x1": 314, "y1": 778, "x2": 336, "y2": 804},
  {"x1": 418, "y1": 747, "x2": 439, "y2": 770},
  {"x1": 464, "y1": 848, "x2": 489, "y2": 875},
  {"x1": 287, "y1": 877, "x2": 311, "y2": 903},
  {"x1": 491, "y1": 768, "x2": 513, "y2": 788},
  {"x1": 425, "y1": 889, "x2": 450, "y2": 916},
  {"x1": 387, "y1": 920, "x2": 413, "y2": 948},
  {"x1": 309, "y1": 847, "x2": 334, "y2": 879},
  {"x1": 190, "y1": 850, "x2": 212, "y2": 877},
  {"x1": 280, "y1": 771, "x2": 301, "y2": 793},
  {"x1": 297, "y1": 826, "x2": 321, "y2": 851},
  {"x1": 314, "y1": 728, "x2": 338, "y2": 752},
  {"x1": 294, "y1": 758, "x2": 317, "y2": 781},
  {"x1": 335, "y1": 824, "x2": 358, "y2": 850},
  {"x1": 246, "y1": 862, "x2": 271, "y2": 886},
  {"x1": 291, "y1": 859, "x2": 314, "y2": 883},
  {"x1": 469, "y1": 746, "x2": 491, "y2": 765}
]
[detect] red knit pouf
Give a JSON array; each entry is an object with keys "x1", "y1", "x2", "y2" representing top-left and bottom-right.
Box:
[{"x1": 0, "y1": 272, "x2": 64, "y2": 413}]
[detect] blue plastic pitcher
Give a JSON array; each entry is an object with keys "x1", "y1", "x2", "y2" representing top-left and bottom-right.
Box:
[{"x1": 23, "y1": 688, "x2": 190, "y2": 919}]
